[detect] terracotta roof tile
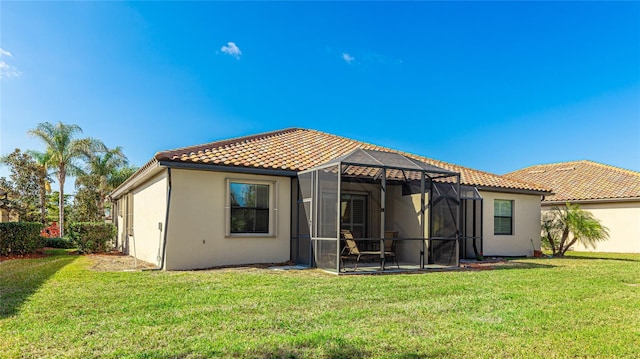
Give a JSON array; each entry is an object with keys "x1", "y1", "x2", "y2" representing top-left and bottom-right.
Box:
[
  {"x1": 505, "y1": 160, "x2": 640, "y2": 202},
  {"x1": 155, "y1": 128, "x2": 549, "y2": 193}
]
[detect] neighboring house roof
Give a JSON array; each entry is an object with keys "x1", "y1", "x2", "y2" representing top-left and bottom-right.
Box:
[
  {"x1": 112, "y1": 128, "x2": 550, "y2": 198},
  {"x1": 505, "y1": 160, "x2": 640, "y2": 203}
]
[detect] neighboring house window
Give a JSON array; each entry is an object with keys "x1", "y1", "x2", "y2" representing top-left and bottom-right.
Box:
[
  {"x1": 494, "y1": 199, "x2": 513, "y2": 235},
  {"x1": 229, "y1": 182, "x2": 270, "y2": 234}
]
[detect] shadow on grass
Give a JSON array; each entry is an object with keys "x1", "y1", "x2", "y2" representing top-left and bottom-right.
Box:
[{"x1": 0, "y1": 253, "x2": 78, "y2": 318}]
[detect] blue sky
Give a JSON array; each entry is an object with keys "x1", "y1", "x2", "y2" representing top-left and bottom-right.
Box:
[{"x1": 1, "y1": 1, "x2": 639, "y2": 194}]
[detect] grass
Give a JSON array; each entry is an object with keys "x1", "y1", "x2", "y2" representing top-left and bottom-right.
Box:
[{"x1": 1, "y1": 252, "x2": 639, "y2": 358}]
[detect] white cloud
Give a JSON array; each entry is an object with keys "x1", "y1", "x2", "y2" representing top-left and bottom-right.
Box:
[
  {"x1": 221, "y1": 42, "x2": 242, "y2": 59},
  {"x1": 0, "y1": 48, "x2": 12, "y2": 57},
  {"x1": 342, "y1": 53, "x2": 355, "y2": 64},
  {"x1": 0, "y1": 48, "x2": 20, "y2": 79}
]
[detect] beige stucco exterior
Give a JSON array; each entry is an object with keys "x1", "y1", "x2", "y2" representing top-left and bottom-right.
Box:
[
  {"x1": 0, "y1": 208, "x2": 19, "y2": 222},
  {"x1": 116, "y1": 171, "x2": 169, "y2": 266},
  {"x1": 131, "y1": 171, "x2": 169, "y2": 266},
  {"x1": 114, "y1": 164, "x2": 545, "y2": 270},
  {"x1": 480, "y1": 191, "x2": 542, "y2": 257},
  {"x1": 387, "y1": 185, "x2": 427, "y2": 263},
  {"x1": 164, "y1": 169, "x2": 291, "y2": 270},
  {"x1": 338, "y1": 182, "x2": 428, "y2": 263},
  {"x1": 542, "y1": 201, "x2": 640, "y2": 253},
  {"x1": 345, "y1": 184, "x2": 543, "y2": 259}
]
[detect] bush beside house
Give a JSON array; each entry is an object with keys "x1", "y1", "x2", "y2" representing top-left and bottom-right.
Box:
[
  {"x1": 68, "y1": 222, "x2": 116, "y2": 253},
  {"x1": 43, "y1": 237, "x2": 75, "y2": 249},
  {"x1": 0, "y1": 222, "x2": 44, "y2": 255}
]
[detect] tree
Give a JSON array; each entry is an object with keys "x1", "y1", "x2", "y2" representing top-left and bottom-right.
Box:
[
  {"x1": 46, "y1": 191, "x2": 73, "y2": 224},
  {"x1": 69, "y1": 183, "x2": 101, "y2": 222},
  {"x1": 28, "y1": 122, "x2": 98, "y2": 236},
  {"x1": 109, "y1": 165, "x2": 137, "y2": 189},
  {"x1": 0, "y1": 178, "x2": 21, "y2": 221},
  {"x1": 26, "y1": 150, "x2": 52, "y2": 223},
  {"x1": 541, "y1": 202, "x2": 609, "y2": 257},
  {"x1": 79, "y1": 146, "x2": 128, "y2": 219},
  {"x1": 0, "y1": 149, "x2": 50, "y2": 223},
  {"x1": 73, "y1": 146, "x2": 135, "y2": 222}
]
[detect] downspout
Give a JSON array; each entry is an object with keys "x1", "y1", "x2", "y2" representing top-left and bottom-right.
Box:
[
  {"x1": 144, "y1": 167, "x2": 172, "y2": 271},
  {"x1": 420, "y1": 172, "x2": 426, "y2": 269},
  {"x1": 380, "y1": 167, "x2": 386, "y2": 270}
]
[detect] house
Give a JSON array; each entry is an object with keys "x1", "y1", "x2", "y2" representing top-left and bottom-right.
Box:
[
  {"x1": 506, "y1": 160, "x2": 640, "y2": 253},
  {"x1": 110, "y1": 128, "x2": 550, "y2": 271},
  {"x1": 0, "y1": 189, "x2": 19, "y2": 223}
]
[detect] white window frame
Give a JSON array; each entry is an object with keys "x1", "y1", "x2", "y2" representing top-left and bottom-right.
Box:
[{"x1": 225, "y1": 179, "x2": 277, "y2": 237}]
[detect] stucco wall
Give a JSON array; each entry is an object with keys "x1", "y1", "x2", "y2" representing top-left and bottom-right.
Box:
[
  {"x1": 387, "y1": 185, "x2": 427, "y2": 263},
  {"x1": 116, "y1": 205, "x2": 125, "y2": 252},
  {"x1": 129, "y1": 171, "x2": 168, "y2": 266},
  {"x1": 342, "y1": 185, "x2": 543, "y2": 259},
  {"x1": 543, "y1": 201, "x2": 640, "y2": 253},
  {"x1": 165, "y1": 169, "x2": 291, "y2": 270},
  {"x1": 481, "y1": 191, "x2": 542, "y2": 257}
]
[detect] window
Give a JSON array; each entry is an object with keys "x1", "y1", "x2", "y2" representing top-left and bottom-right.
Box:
[
  {"x1": 494, "y1": 199, "x2": 513, "y2": 235},
  {"x1": 229, "y1": 182, "x2": 270, "y2": 234},
  {"x1": 340, "y1": 194, "x2": 367, "y2": 238}
]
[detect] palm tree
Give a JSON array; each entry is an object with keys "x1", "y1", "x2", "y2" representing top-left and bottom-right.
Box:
[
  {"x1": 28, "y1": 122, "x2": 98, "y2": 236},
  {"x1": 541, "y1": 202, "x2": 609, "y2": 257},
  {"x1": 81, "y1": 146, "x2": 129, "y2": 219},
  {"x1": 110, "y1": 165, "x2": 137, "y2": 189}
]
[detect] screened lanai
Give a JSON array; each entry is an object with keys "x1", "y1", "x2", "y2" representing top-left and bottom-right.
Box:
[{"x1": 294, "y1": 148, "x2": 474, "y2": 273}]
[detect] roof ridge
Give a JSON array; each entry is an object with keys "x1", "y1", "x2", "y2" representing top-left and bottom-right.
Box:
[
  {"x1": 304, "y1": 129, "x2": 549, "y2": 190},
  {"x1": 507, "y1": 160, "x2": 639, "y2": 177},
  {"x1": 305, "y1": 128, "x2": 453, "y2": 167},
  {"x1": 155, "y1": 128, "x2": 301, "y2": 160},
  {"x1": 577, "y1": 160, "x2": 640, "y2": 176},
  {"x1": 501, "y1": 173, "x2": 554, "y2": 191},
  {"x1": 505, "y1": 160, "x2": 584, "y2": 174}
]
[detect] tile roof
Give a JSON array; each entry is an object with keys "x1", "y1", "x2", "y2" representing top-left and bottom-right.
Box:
[
  {"x1": 505, "y1": 160, "x2": 640, "y2": 202},
  {"x1": 152, "y1": 128, "x2": 549, "y2": 193}
]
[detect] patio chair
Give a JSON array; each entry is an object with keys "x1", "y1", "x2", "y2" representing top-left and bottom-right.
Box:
[
  {"x1": 383, "y1": 231, "x2": 400, "y2": 269},
  {"x1": 340, "y1": 230, "x2": 378, "y2": 272}
]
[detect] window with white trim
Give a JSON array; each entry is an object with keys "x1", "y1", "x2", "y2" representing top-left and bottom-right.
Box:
[{"x1": 494, "y1": 199, "x2": 513, "y2": 235}]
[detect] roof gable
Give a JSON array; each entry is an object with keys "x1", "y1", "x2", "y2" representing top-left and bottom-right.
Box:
[
  {"x1": 318, "y1": 148, "x2": 458, "y2": 175},
  {"x1": 151, "y1": 128, "x2": 549, "y2": 193},
  {"x1": 505, "y1": 160, "x2": 640, "y2": 202}
]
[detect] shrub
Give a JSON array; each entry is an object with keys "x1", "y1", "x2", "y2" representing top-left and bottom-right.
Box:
[
  {"x1": 40, "y1": 222, "x2": 61, "y2": 238},
  {"x1": 43, "y1": 237, "x2": 75, "y2": 249},
  {"x1": 68, "y1": 222, "x2": 116, "y2": 254},
  {"x1": 0, "y1": 222, "x2": 45, "y2": 256}
]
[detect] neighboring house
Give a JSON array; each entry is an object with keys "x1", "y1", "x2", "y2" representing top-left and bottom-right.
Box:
[
  {"x1": 110, "y1": 128, "x2": 550, "y2": 271},
  {"x1": 0, "y1": 189, "x2": 7, "y2": 222},
  {"x1": 506, "y1": 160, "x2": 640, "y2": 253},
  {"x1": 0, "y1": 189, "x2": 19, "y2": 223}
]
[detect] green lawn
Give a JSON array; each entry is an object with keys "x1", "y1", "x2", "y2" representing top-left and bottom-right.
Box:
[{"x1": 1, "y1": 252, "x2": 639, "y2": 358}]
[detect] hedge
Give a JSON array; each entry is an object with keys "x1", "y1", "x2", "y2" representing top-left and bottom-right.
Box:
[
  {"x1": 43, "y1": 237, "x2": 75, "y2": 249},
  {"x1": 68, "y1": 222, "x2": 116, "y2": 254},
  {"x1": 0, "y1": 222, "x2": 45, "y2": 256}
]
